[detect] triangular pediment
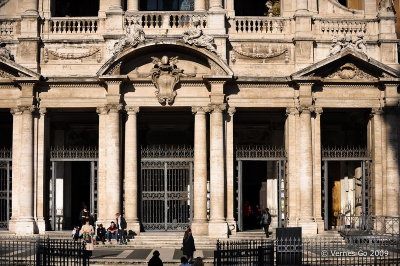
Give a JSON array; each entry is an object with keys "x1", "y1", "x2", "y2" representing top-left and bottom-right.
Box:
[
  {"x1": 0, "y1": 56, "x2": 41, "y2": 80},
  {"x1": 292, "y1": 49, "x2": 400, "y2": 81}
]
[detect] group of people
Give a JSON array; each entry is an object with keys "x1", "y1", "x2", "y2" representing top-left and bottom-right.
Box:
[{"x1": 72, "y1": 208, "x2": 129, "y2": 256}]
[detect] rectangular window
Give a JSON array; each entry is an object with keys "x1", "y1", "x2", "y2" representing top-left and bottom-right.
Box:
[{"x1": 141, "y1": 0, "x2": 194, "y2": 11}]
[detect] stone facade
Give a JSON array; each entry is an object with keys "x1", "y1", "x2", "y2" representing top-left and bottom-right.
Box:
[{"x1": 0, "y1": 0, "x2": 399, "y2": 236}]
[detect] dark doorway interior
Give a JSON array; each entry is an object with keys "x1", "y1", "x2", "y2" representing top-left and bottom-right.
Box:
[
  {"x1": 70, "y1": 162, "x2": 91, "y2": 228},
  {"x1": 53, "y1": 0, "x2": 99, "y2": 17},
  {"x1": 242, "y1": 161, "x2": 267, "y2": 230},
  {"x1": 140, "y1": 0, "x2": 194, "y2": 11}
]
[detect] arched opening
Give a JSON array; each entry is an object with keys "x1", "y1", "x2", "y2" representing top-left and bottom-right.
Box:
[
  {"x1": 338, "y1": 0, "x2": 363, "y2": 10},
  {"x1": 140, "y1": 0, "x2": 194, "y2": 11},
  {"x1": 234, "y1": 0, "x2": 280, "y2": 16},
  {"x1": 52, "y1": 0, "x2": 99, "y2": 17}
]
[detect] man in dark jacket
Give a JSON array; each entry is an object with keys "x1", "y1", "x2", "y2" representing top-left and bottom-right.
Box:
[
  {"x1": 148, "y1": 250, "x2": 163, "y2": 266},
  {"x1": 116, "y1": 213, "x2": 127, "y2": 245},
  {"x1": 261, "y1": 208, "x2": 272, "y2": 238}
]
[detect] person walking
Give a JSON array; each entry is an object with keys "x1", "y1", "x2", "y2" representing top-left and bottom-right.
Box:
[
  {"x1": 116, "y1": 213, "x2": 127, "y2": 245},
  {"x1": 261, "y1": 208, "x2": 272, "y2": 238},
  {"x1": 148, "y1": 250, "x2": 163, "y2": 266},
  {"x1": 182, "y1": 228, "x2": 196, "y2": 263},
  {"x1": 80, "y1": 219, "x2": 94, "y2": 256},
  {"x1": 79, "y1": 207, "x2": 89, "y2": 226}
]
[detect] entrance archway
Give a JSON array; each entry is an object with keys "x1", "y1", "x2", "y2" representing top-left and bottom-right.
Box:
[{"x1": 236, "y1": 145, "x2": 287, "y2": 231}]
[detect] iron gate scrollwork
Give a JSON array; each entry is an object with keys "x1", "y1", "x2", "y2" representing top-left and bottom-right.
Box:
[
  {"x1": 141, "y1": 146, "x2": 193, "y2": 231},
  {"x1": 0, "y1": 148, "x2": 11, "y2": 230}
]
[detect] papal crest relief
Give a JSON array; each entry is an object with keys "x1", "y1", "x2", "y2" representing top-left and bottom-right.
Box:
[{"x1": 150, "y1": 56, "x2": 192, "y2": 105}]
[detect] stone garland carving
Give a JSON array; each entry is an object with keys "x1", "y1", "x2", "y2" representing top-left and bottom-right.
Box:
[
  {"x1": 112, "y1": 22, "x2": 146, "y2": 56},
  {"x1": 232, "y1": 45, "x2": 288, "y2": 60},
  {"x1": 378, "y1": 0, "x2": 395, "y2": 13},
  {"x1": 0, "y1": 43, "x2": 14, "y2": 61},
  {"x1": 182, "y1": 18, "x2": 217, "y2": 54},
  {"x1": 329, "y1": 33, "x2": 368, "y2": 58},
  {"x1": 150, "y1": 56, "x2": 186, "y2": 105},
  {"x1": 326, "y1": 63, "x2": 375, "y2": 80},
  {"x1": 44, "y1": 47, "x2": 101, "y2": 63}
]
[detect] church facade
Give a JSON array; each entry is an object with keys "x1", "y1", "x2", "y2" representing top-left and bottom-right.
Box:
[{"x1": 0, "y1": 0, "x2": 399, "y2": 237}]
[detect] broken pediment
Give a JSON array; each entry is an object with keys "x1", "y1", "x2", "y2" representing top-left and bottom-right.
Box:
[
  {"x1": 292, "y1": 50, "x2": 400, "y2": 81},
  {"x1": 0, "y1": 57, "x2": 41, "y2": 80}
]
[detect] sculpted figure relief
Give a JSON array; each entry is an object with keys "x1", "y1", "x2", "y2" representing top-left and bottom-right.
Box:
[
  {"x1": 182, "y1": 18, "x2": 217, "y2": 54},
  {"x1": 112, "y1": 22, "x2": 145, "y2": 56},
  {"x1": 378, "y1": 0, "x2": 395, "y2": 13},
  {"x1": 329, "y1": 33, "x2": 368, "y2": 58},
  {"x1": 151, "y1": 56, "x2": 183, "y2": 105},
  {"x1": 0, "y1": 43, "x2": 14, "y2": 61}
]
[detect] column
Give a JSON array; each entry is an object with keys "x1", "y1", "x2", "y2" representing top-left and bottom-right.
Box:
[
  {"x1": 195, "y1": 0, "x2": 206, "y2": 11},
  {"x1": 370, "y1": 108, "x2": 384, "y2": 216},
  {"x1": 100, "y1": 0, "x2": 123, "y2": 35},
  {"x1": 191, "y1": 107, "x2": 209, "y2": 236},
  {"x1": 22, "y1": 0, "x2": 39, "y2": 15},
  {"x1": 36, "y1": 107, "x2": 47, "y2": 233},
  {"x1": 296, "y1": 0, "x2": 308, "y2": 11},
  {"x1": 127, "y1": 0, "x2": 139, "y2": 11},
  {"x1": 96, "y1": 106, "x2": 108, "y2": 226},
  {"x1": 106, "y1": 104, "x2": 122, "y2": 221},
  {"x1": 208, "y1": 104, "x2": 227, "y2": 237},
  {"x1": 385, "y1": 108, "x2": 399, "y2": 216},
  {"x1": 285, "y1": 107, "x2": 299, "y2": 226},
  {"x1": 124, "y1": 106, "x2": 140, "y2": 233},
  {"x1": 209, "y1": 0, "x2": 223, "y2": 10},
  {"x1": 10, "y1": 105, "x2": 36, "y2": 234},
  {"x1": 312, "y1": 107, "x2": 323, "y2": 233},
  {"x1": 297, "y1": 107, "x2": 317, "y2": 234},
  {"x1": 225, "y1": 107, "x2": 236, "y2": 233}
]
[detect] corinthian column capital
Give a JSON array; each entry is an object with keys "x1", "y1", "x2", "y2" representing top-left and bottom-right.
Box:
[
  {"x1": 208, "y1": 104, "x2": 226, "y2": 113},
  {"x1": 192, "y1": 106, "x2": 211, "y2": 114},
  {"x1": 11, "y1": 105, "x2": 36, "y2": 115},
  {"x1": 227, "y1": 107, "x2": 236, "y2": 116},
  {"x1": 125, "y1": 106, "x2": 140, "y2": 114}
]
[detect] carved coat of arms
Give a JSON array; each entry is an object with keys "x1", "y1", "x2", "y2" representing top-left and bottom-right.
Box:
[{"x1": 151, "y1": 56, "x2": 183, "y2": 105}]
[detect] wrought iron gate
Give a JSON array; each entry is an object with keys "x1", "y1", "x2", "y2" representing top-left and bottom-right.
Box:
[
  {"x1": 236, "y1": 145, "x2": 287, "y2": 231},
  {"x1": 321, "y1": 147, "x2": 372, "y2": 230},
  {"x1": 49, "y1": 147, "x2": 98, "y2": 230},
  {"x1": 0, "y1": 149, "x2": 11, "y2": 230},
  {"x1": 141, "y1": 146, "x2": 193, "y2": 231}
]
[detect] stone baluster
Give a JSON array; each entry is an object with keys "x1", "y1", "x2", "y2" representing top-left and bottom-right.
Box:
[
  {"x1": 10, "y1": 105, "x2": 36, "y2": 234},
  {"x1": 124, "y1": 106, "x2": 140, "y2": 233},
  {"x1": 226, "y1": 107, "x2": 236, "y2": 232},
  {"x1": 191, "y1": 106, "x2": 209, "y2": 235},
  {"x1": 208, "y1": 103, "x2": 227, "y2": 237}
]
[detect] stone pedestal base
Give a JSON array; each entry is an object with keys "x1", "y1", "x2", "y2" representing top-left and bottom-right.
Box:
[
  {"x1": 208, "y1": 221, "x2": 228, "y2": 238},
  {"x1": 126, "y1": 220, "x2": 141, "y2": 235},
  {"x1": 226, "y1": 219, "x2": 237, "y2": 236},
  {"x1": 315, "y1": 218, "x2": 325, "y2": 234},
  {"x1": 36, "y1": 219, "x2": 46, "y2": 234},
  {"x1": 191, "y1": 220, "x2": 209, "y2": 236},
  {"x1": 10, "y1": 218, "x2": 36, "y2": 234},
  {"x1": 298, "y1": 220, "x2": 318, "y2": 235}
]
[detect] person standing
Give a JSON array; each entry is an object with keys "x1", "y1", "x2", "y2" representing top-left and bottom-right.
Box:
[
  {"x1": 80, "y1": 219, "x2": 94, "y2": 256},
  {"x1": 148, "y1": 250, "x2": 163, "y2": 266},
  {"x1": 182, "y1": 228, "x2": 196, "y2": 263},
  {"x1": 116, "y1": 213, "x2": 127, "y2": 245},
  {"x1": 261, "y1": 208, "x2": 272, "y2": 238},
  {"x1": 79, "y1": 207, "x2": 89, "y2": 226}
]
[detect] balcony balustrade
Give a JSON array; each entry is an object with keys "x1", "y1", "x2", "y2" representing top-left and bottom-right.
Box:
[
  {"x1": 228, "y1": 16, "x2": 293, "y2": 38},
  {"x1": 0, "y1": 19, "x2": 18, "y2": 39},
  {"x1": 43, "y1": 17, "x2": 103, "y2": 39}
]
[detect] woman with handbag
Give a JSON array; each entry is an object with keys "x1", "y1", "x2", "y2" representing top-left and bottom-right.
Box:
[{"x1": 80, "y1": 219, "x2": 94, "y2": 256}]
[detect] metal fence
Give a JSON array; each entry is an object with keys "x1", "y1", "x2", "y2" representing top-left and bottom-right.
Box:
[
  {"x1": 338, "y1": 215, "x2": 400, "y2": 237},
  {"x1": 0, "y1": 236, "x2": 89, "y2": 265},
  {"x1": 214, "y1": 237, "x2": 400, "y2": 265}
]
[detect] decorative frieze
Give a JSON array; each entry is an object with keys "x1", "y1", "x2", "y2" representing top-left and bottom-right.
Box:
[
  {"x1": 43, "y1": 45, "x2": 102, "y2": 63},
  {"x1": 326, "y1": 63, "x2": 374, "y2": 80},
  {"x1": 232, "y1": 43, "x2": 289, "y2": 62}
]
